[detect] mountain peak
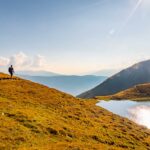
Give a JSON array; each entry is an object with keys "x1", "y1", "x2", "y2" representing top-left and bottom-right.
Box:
[{"x1": 78, "y1": 59, "x2": 150, "y2": 98}]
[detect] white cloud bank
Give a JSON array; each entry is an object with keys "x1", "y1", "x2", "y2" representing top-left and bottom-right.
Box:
[
  {"x1": 128, "y1": 105, "x2": 150, "y2": 129},
  {"x1": 0, "y1": 52, "x2": 49, "y2": 71},
  {"x1": 0, "y1": 57, "x2": 9, "y2": 66}
]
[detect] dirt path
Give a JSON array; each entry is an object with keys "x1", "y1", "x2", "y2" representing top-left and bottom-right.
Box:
[{"x1": 0, "y1": 77, "x2": 20, "y2": 81}]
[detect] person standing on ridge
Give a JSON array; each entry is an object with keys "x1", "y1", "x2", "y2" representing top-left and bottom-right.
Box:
[{"x1": 8, "y1": 65, "x2": 14, "y2": 78}]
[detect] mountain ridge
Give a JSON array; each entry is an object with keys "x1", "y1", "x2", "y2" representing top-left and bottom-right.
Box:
[
  {"x1": 16, "y1": 70, "x2": 62, "y2": 76},
  {"x1": 78, "y1": 59, "x2": 150, "y2": 98},
  {"x1": 21, "y1": 75, "x2": 107, "y2": 95}
]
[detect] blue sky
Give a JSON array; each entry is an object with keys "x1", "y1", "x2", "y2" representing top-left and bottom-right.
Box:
[{"x1": 0, "y1": 0, "x2": 150, "y2": 74}]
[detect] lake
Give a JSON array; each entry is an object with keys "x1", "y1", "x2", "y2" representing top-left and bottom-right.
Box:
[{"x1": 96, "y1": 100, "x2": 150, "y2": 129}]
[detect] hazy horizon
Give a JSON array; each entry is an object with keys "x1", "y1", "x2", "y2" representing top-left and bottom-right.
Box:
[{"x1": 0, "y1": 0, "x2": 150, "y2": 74}]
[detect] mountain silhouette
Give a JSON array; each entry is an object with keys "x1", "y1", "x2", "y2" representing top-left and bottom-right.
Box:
[
  {"x1": 21, "y1": 75, "x2": 107, "y2": 95},
  {"x1": 78, "y1": 59, "x2": 150, "y2": 98},
  {"x1": 16, "y1": 70, "x2": 61, "y2": 76}
]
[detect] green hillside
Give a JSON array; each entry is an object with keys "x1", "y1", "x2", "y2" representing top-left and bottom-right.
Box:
[
  {"x1": 98, "y1": 83, "x2": 150, "y2": 101},
  {"x1": 0, "y1": 73, "x2": 150, "y2": 149}
]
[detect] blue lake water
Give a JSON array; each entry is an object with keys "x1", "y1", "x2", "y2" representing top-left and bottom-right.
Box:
[{"x1": 96, "y1": 100, "x2": 150, "y2": 129}]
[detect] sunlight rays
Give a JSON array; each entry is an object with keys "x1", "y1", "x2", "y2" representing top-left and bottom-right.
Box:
[{"x1": 117, "y1": 0, "x2": 143, "y2": 34}]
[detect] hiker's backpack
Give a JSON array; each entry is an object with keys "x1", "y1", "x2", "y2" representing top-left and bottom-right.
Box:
[{"x1": 8, "y1": 67, "x2": 12, "y2": 73}]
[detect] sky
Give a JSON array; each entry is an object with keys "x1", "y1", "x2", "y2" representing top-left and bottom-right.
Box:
[{"x1": 0, "y1": 0, "x2": 150, "y2": 75}]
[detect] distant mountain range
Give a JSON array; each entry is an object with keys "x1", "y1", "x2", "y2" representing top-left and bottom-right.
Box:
[
  {"x1": 78, "y1": 59, "x2": 150, "y2": 98},
  {"x1": 21, "y1": 75, "x2": 107, "y2": 96},
  {"x1": 92, "y1": 69, "x2": 120, "y2": 77},
  {"x1": 16, "y1": 70, "x2": 61, "y2": 76}
]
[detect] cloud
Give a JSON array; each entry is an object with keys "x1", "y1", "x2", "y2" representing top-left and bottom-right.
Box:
[
  {"x1": 32, "y1": 55, "x2": 46, "y2": 69},
  {"x1": 0, "y1": 57, "x2": 9, "y2": 66},
  {"x1": 128, "y1": 105, "x2": 150, "y2": 129},
  {"x1": 109, "y1": 29, "x2": 115, "y2": 36},
  {"x1": 0, "y1": 52, "x2": 49, "y2": 71},
  {"x1": 107, "y1": 28, "x2": 116, "y2": 38},
  {"x1": 9, "y1": 52, "x2": 31, "y2": 70}
]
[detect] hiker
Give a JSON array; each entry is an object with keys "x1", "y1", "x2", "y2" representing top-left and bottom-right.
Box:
[{"x1": 8, "y1": 65, "x2": 14, "y2": 78}]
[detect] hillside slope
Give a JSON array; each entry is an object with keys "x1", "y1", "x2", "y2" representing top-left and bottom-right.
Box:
[
  {"x1": 0, "y1": 73, "x2": 150, "y2": 149},
  {"x1": 98, "y1": 83, "x2": 150, "y2": 100},
  {"x1": 79, "y1": 59, "x2": 150, "y2": 98}
]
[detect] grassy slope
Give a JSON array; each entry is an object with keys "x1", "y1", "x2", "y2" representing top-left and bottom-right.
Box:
[
  {"x1": 0, "y1": 73, "x2": 150, "y2": 149},
  {"x1": 97, "y1": 83, "x2": 150, "y2": 101}
]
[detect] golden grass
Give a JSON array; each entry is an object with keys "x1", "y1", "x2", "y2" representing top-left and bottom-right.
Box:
[
  {"x1": 0, "y1": 73, "x2": 150, "y2": 149},
  {"x1": 0, "y1": 72, "x2": 19, "y2": 80},
  {"x1": 97, "y1": 83, "x2": 150, "y2": 101}
]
